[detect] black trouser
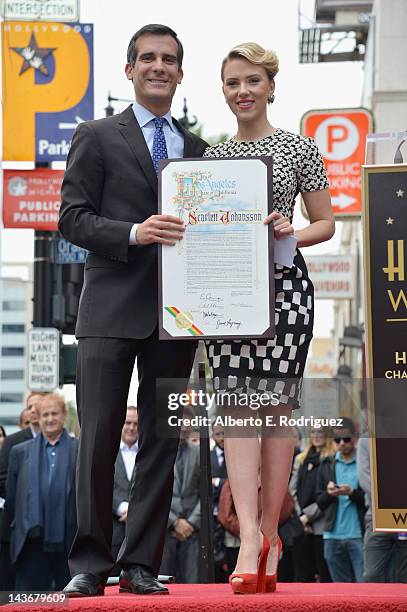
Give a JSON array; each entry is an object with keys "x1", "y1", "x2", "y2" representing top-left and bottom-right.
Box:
[
  {"x1": 293, "y1": 533, "x2": 331, "y2": 582},
  {"x1": 68, "y1": 333, "x2": 196, "y2": 581},
  {"x1": 212, "y1": 517, "x2": 228, "y2": 583},
  {"x1": 0, "y1": 539, "x2": 15, "y2": 590},
  {"x1": 110, "y1": 519, "x2": 125, "y2": 577},
  {"x1": 225, "y1": 547, "x2": 239, "y2": 577},
  {"x1": 15, "y1": 538, "x2": 70, "y2": 591},
  {"x1": 364, "y1": 524, "x2": 407, "y2": 583},
  {"x1": 160, "y1": 531, "x2": 200, "y2": 583}
]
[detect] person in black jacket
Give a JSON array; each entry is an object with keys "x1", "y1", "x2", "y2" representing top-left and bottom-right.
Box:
[
  {"x1": 160, "y1": 423, "x2": 200, "y2": 583},
  {"x1": 0, "y1": 393, "x2": 44, "y2": 590},
  {"x1": 316, "y1": 418, "x2": 365, "y2": 582},
  {"x1": 290, "y1": 427, "x2": 335, "y2": 581}
]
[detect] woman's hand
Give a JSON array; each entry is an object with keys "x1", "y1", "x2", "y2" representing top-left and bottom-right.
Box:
[{"x1": 263, "y1": 211, "x2": 294, "y2": 240}]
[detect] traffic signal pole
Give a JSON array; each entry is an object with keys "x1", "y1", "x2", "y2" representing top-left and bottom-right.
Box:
[
  {"x1": 33, "y1": 230, "x2": 54, "y2": 327},
  {"x1": 32, "y1": 159, "x2": 54, "y2": 328}
]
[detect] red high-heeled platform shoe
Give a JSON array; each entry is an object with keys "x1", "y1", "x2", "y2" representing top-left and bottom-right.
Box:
[
  {"x1": 229, "y1": 534, "x2": 270, "y2": 595},
  {"x1": 263, "y1": 535, "x2": 283, "y2": 593}
]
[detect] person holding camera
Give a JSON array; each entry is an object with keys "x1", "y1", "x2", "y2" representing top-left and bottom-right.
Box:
[{"x1": 316, "y1": 418, "x2": 366, "y2": 582}]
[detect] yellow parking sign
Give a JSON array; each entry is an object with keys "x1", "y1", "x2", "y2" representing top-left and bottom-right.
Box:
[{"x1": 2, "y1": 21, "x2": 93, "y2": 162}]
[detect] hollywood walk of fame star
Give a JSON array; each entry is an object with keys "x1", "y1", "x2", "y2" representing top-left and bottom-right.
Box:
[
  {"x1": 386, "y1": 217, "x2": 394, "y2": 225},
  {"x1": 11, "y1": 32, "x2": 56, "y2": 77},
  {"x1": 396, "y1": 189, "x2": 405, "y2": 197}
]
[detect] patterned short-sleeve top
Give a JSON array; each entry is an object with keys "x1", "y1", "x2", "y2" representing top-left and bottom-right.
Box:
[{"x1": 203, "y1": 129, "x2": 329, "y2": 221}]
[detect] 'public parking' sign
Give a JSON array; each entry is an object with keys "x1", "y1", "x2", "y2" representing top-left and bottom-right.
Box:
[{"x1": 301, "y1": 108, "x2": 373, "y2": 217}]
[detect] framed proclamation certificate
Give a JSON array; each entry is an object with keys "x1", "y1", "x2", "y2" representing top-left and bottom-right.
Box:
[{"x1": 158, "y1": 157, "x2": 274, "y2": 340}]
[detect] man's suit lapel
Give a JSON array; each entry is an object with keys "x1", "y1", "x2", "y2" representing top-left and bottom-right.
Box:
[
  {"x1": 116, "y1": 450, "x2": 130, "y2": 483},
  {"x1": 173, "y1": 118, "x2": 196, "y2": 158},
  {"x1": 22, "y1": 427, "x2": 33, "y2": 441},
  {"x1": 181, "y1": 445, "x2": 192, "y2": 492},
  {"x1": 117, "y1": 105, "x2": 157, "y2": 197},
  {"x1": 173, "y1": 459, "x2": 181, "y2": 492},
  {"x1": 216, "y1": 449, "x2": 227, "y2": 477}
]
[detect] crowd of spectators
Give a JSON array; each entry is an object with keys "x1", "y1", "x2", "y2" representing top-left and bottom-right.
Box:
[{"x1": 1, "y1": 399, "x2": 406, "y2": 590}]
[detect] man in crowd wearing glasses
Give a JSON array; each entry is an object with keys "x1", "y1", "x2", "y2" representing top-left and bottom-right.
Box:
[{"x1": 316, "y1": 418, "x2": 366, "y2": 582}]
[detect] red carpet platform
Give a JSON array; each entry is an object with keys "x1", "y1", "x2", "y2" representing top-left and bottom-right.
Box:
[{"x1": 7, "y1": 583, "x2": 407, "y2": 612}]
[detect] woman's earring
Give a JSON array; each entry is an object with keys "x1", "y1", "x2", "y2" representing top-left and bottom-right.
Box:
[{"x1": 268, "y1": 94, "x2": 275, "y2": 104}]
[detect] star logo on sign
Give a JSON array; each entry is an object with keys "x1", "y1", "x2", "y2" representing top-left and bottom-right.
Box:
[
  {"x1": 386, "y1": 217, "x2": 394, "y2": 225},
  {"x1": 396, "y1": 189, "x2": 405, "y2": 197},
  {"x1": 11, "y1": 33, "x2": 56, "y2": 77},
  {"x1": 8, "y1": 176, "x2": 27, "y2": 196}
]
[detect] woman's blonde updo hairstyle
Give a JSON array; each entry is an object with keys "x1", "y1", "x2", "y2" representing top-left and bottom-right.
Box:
[{"x1": 221, "y1": 42, "x2": 279, "y2": 83}]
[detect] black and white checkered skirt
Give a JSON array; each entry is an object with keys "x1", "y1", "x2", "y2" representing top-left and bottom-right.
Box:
[{"x1": 206, "y1": 250, "x2": 313, "y2": 409}]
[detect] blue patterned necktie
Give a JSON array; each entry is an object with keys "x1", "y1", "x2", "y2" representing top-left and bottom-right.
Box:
[{"x1": 152, "y1": 117, "x2": 168, "y2": 174}]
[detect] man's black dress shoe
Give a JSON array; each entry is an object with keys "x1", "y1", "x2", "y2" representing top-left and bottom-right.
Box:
[
  {"x1": 119, "y1": 566, "x2": 169, "y2": 595},
  {"x1": 63, "y1": 573, "x2": 105, "y2": 597}
]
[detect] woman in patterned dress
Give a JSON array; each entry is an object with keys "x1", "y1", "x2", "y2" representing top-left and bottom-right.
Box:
[{"x1": 204, "y1": 43, "x2": 335, "y2": 593}]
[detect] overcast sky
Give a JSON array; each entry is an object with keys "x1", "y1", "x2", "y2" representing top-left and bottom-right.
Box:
[{"x1": 0, "y1": 0, "x2": 365, "y2": 338}]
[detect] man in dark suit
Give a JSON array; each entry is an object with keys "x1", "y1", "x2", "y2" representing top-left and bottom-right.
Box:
[
  {"x1": 160, "y1": 424, "x2": 200, "y2": 583},
  {"x1": 6, "y1": 394, "x2": 78, "y2": 591},
  {"x1": 59, "y1": 24, "x2": 207, "y2": 597},
  {"x1": 210, "y1": 422, "x2": 228, "y2": 582},
  {"x1": 211, "y1": 423, "x2": 227, "y2": 506},
  {"x1": 0, "y1": 392, "x2": 43, "y2": 590},
  {"x1": 112, "y1": 406, "x2": 139, "y2": 566}
]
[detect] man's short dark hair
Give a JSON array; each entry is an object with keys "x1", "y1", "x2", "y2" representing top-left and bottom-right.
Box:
[
  {"x1": 126, "y1": 24, "x2": 184, "y2": 67},
  {"x1": 335, "y1": 417, "x2": 356, "y2": 436}
]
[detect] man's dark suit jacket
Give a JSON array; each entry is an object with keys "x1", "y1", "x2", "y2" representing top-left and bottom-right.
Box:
[
  {"x1": 0, "y1": 428, "x2": 33, "y2": 542},
  {"x1": 58, "y1": 105, "x2": 208, "y2": 338},
  {"x1": 112, "y1": 451, "x2": 133, "y2": 553},
  {"x1": 6, "y1": 435, "x2": 79, "y2": 564},
  {"x1": 210, "y1": 447, "x2": 227, "y2": 507},
  {"x1": 168, "y1": 442, "x2": 200, "y2": 530}
]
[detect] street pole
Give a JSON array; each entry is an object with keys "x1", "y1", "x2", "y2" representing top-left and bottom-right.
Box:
[
  {"x1": 198, "y1": 362, "x2": 215, "y2": 583},
  {"x1": 33, "y1": 230, "x2": 54, "y2": 327},
  {"x1": 104, "y1": 92, "x2": 133, "y2": 117},
  {"x1": 32, "y1": 159, "x2": 55, "y2": 328},
  {"x1": 177, "y1": 98, "x2": 198, "y2": 130},
  {"x1": 105, "y1": 93, "x2": 198, "y2": 131}
]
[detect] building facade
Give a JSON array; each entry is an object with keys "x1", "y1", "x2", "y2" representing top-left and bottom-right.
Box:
[
  {"x1": 0, "y1": 267, "x2": 33, "y2": 432},
  {"x1": 333, "y1": 0, "x2": 407, "y2": 369}
]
